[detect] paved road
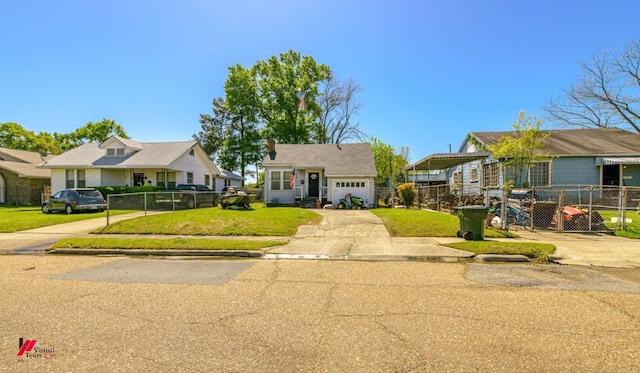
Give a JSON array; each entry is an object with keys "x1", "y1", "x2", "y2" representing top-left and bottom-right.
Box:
[
  {"x1": 1, "y1": 255, "x2": 639, "y2": 372},
  {"x1": 1, "y1": 210, "x2": 640, "y2": 371}
]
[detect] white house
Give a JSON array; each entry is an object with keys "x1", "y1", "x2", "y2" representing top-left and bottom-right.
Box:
[
  {"x1": 40, "y1": 135, "x2": 226, "y2": 193},
  {"x1": 261, "y1": 141, "x2": 377, "y2": 207}
]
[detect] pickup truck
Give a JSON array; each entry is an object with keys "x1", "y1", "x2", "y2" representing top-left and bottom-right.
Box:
[{"x1": 154, "y1": 184, "x2": 219, "y2": 209}]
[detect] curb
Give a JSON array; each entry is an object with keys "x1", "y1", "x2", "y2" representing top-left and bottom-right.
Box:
[
  {"x1": 474, "y1": 254, "x2": 530, "y2": 263},
  {"x1": 48, "y1": 249, "x2": 265, "y2": 258}
]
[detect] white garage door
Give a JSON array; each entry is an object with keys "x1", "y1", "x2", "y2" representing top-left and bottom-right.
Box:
[{"x1": 333, "y1": 180, "x2": 368, "y2": 201}]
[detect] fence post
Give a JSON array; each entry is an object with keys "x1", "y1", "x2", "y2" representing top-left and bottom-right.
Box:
[
  {"x1": 557, "y1": 190, "x2": 565, "y2": 232},
  {"x1": 588, "y1": 185, "x2": 594, "y2": 232},
  {"x1": 106, "y1": 194, "x2": 111, "y2": 226},
  {"x1": 621, "y1": 187, "x2": 627, "y2": 230}
]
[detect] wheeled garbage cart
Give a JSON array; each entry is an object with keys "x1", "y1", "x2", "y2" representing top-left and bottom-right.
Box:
[{"x1": 454, "y1": 206, "x2": 489, "y2": 241}]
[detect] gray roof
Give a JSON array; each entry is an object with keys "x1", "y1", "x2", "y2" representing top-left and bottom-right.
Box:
[
  {"x1": 262, "y1": 143, "x2": 377, "y2": 177},
  {"x1": 470, "y1": 128, "x2": 640, "y2": 156},
  {"x1": 220, "y1": 169, "x2": 244, "y2": 180},
  {"x1": 0, "y1": 148, "x2": 53, "y2": 178},
  {"x1": 41, "y1": 139, "x2": 211, "y2": 170}
]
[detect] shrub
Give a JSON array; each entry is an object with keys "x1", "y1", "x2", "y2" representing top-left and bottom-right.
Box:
[{"x1": 397, "y1": 182, "x2": 417, "y2": 208}]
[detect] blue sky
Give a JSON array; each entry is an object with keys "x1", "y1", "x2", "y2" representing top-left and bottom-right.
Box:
[{"x1": 2, "y1": 0, "x2": 639, "y2": 164}]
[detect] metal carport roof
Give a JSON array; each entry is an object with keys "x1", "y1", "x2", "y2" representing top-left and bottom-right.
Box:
[{"x1": 405, "y1": 152, "x2": 492, "y2": 171}]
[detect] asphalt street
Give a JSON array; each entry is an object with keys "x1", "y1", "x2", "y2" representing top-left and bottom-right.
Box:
[
  {"x1": 1, "y1": 255, "x2": 639, "y2": 372},
  {"x1": 1, "y1": 209, "x2": 639, "y2": 371}
]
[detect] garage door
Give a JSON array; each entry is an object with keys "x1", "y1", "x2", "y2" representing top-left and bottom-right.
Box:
[{"x1": 334, "y1": 180, "x2": 368, "y2": 201}]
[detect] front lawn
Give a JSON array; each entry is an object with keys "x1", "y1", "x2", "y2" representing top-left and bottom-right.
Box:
[
  {"x1": 0, "y1": 206, "x2": 137, "y2": 232},
  {"x1": 444, "y1": 240, "x2": 555, "y2": 262},
  {"x1": 51, "y1": 237, "x2": 286, "y2": 251},
  {"x1": 598, "y1": 210, "x2": 640, "y2": 239},
  {"x1": 96, "y1": 204, "x2": 322, "y2": 236},
  {"x1": 371, "y1": 208, "x2": 517, "y2": 238}
]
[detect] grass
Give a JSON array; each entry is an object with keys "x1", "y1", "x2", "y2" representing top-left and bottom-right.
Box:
[
  {"x1": 444, "y1": 240, "x2": 555, "y2": 262},
  {"x1": 371, "y1": 208, "x2": 554, "y2": 261},
  {"x1": 0, "y1": 206, "x2": 137, "y2": 232},
  {"x1": 598, "y1": 209, "x2": 640, "y2": 239},
  {"x1": 96, "y1": 204, "x2": 323, "y2": 236},
  {"x1": 51, "y1": 237, "x2": 285, "y2": 250},
  {"x1": 371, "y1": 208, "x2": 518, "y2": 238}
]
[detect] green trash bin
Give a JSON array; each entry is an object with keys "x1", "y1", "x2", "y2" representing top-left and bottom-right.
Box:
[{"x1": 454, "y1": 206, "x2": 489, "y2": 241}]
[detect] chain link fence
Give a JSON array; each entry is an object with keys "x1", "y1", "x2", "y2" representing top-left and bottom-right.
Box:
[
  {"x1": 376, "y1": 184, "x2": 640, "y2": 232},
  {"x1": 106, "y1": 191, "x2": 221, "y2": 224}
]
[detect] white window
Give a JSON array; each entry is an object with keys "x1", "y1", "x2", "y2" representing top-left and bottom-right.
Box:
[
  {"x1": 483, "y1": 163, "x2": 499, "y2": 188},
  {"x1": 187, "y1": 172, "x2": 194, "y2": 184},
  {"x1": 77, "y1": 170, "x2": 86, "y2": 188},
  {"x1": 529, "y1": 162, "x2": 550, "y2": 186},
  {"x1": 106, "y1": 148, "x2": 124, "y2": 156},
  {"x1": 270, "y1": 171, "x2": 282, "y2": 190},
  {"x1": 283, "y1": 171, "x2": 293, "y2": 190},
  {"x1": 453, "y1": 171, "x2": 462, "y2": 189},
  {"x1": 205, "y1": 175, "x2": 210, "y2": 187},
  {"x1": 65, "y1": 170, "x2": 74, "y2": 188},
  {"x1": 470, "y1": 168, "x2": 478, "y2": 183}
]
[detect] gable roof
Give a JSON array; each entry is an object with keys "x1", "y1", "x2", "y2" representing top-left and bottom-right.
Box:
[
  {"x1": 40, "y1": 137, "x2": 219, "y2": 174},
  {"x1": 470, "y1": 128, "x2": 640, "y2": 156},
  {"x1": 262, "y1": 143, "x2": 377, "y2": 177},
  {"x1": 220, "y1": 169, "x2": 244, "y2": 180},
  {"x1": 0, "y1": 147, "x2": 54, "y2": 178}
]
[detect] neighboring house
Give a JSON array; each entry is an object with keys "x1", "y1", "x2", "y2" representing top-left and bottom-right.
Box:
[
  {"x1": 407, "y1": 128, "x2": 640, "y2": 197},
  {"x1": 40, "y1": 135, "x2": 224, "y2": 193},
  {"x1": 261, "y1": 141, "x2": 377, "y2": 206},
  {"x1": 0, "y1": 147, "x2": 54, "y2": 205},
  {"x1": 215, "y1": 169, "x2": 244, "y2": 192}
]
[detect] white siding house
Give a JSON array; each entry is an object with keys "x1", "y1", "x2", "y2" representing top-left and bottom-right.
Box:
[
  {"x1": 261, "y1": 142, "x2": 377, "y2": 207},
  {"x1": 40, "y1": 136, "x2": 224, "y2": 192}
]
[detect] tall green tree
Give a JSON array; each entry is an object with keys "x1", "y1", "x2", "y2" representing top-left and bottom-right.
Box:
[
  {"x1": 220, "y1": 64, "x2": 264, "y2": 180},
  {"x1": 70, "y1": 118, "x2": 128, "y2": 145},
  {"x1": 487, "y1": 111, "x2": 550, "y2": 188},
  {"x1": 370, "y1": 137, "x2": 395, "y2": 187},
  {"x1": 253, "y1": 50, "x2": 331, "y2": 143},
  {"x1": 195, "y1": 97, "x2": 229, "y2": 161}
]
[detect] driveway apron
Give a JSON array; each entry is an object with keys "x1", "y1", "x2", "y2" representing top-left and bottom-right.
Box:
[{"x1": 266, "y1": 209, "x2": 474, "y2": 260}]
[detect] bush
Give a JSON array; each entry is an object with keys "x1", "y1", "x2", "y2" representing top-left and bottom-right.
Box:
[
  {"x1": 93, "y1": 185, "x2": 163, "y2": 197},
  {"x1": 397, "y1": 182, "x2": 417, "y2": 208}
]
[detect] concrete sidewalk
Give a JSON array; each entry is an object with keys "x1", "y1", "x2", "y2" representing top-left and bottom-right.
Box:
[
  {"x1": 2, "y1": 209, "x2": 640, "y2": 268},
  {"x1": 269, "y1": 209, "x2": 640, "y2": 268}
]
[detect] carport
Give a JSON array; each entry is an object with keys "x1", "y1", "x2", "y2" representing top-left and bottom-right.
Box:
[{"x1": 405, "y1": 151, "x2": 492, "y2": 175}]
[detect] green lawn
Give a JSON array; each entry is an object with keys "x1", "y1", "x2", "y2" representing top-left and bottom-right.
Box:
[
  {"x1": 598, "y1": 209, "x2": 640, "y2": 239},
  {"x1": 444, "y1": 240, "x2": 555, "y2": 262},
  {"x1": 371, "y1": 208, "x2": 556, "y2": 261},
  {"x1": 51, "y1": 237, "x2": 285, "y2": 251},
  {"x1": 371, "y1": 208, "x2": 517, "y2": 238},
  {"x1": 0, "y1": 206, "x2": 137, "y2": 233},
  {"x1": 96, "y1": 204, "x2": 322, "y2": 236}
]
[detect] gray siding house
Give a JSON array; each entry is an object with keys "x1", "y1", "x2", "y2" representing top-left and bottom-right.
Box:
[
  {"x1": 408, "y1": 128, "x2": 640, "y2": 197},
  {"x1": 261, "y1": 142, "x2": 377, "y2": 207}
]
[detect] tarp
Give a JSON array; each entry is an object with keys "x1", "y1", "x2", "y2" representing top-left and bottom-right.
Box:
[
  {"x1": 405, "y1": 152, "x2": 492, "y2": 171},
  {"x1": 595, "y1": 157, "x2": 640, "y2": 166}
]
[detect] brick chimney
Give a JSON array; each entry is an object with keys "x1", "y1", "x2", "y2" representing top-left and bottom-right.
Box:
[{"x1": 268, "y1": 138, "x2": 276, "y2": 160}]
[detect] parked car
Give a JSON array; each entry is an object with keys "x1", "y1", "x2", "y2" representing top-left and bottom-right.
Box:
[
  {"x1": 155, "y1": 184, "x2": 217, "y2": 209},
  {"x1": 42, "y1": 188, "x2": 107, "y2": 214}
]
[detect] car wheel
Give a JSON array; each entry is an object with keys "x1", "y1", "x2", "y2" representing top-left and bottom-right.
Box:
[
  {"x1": 65, "y1": 205, "x2": 74, "y2": 214},
  {"x1": 41, "y1": 204, "x2": 51, "y2": 214}
]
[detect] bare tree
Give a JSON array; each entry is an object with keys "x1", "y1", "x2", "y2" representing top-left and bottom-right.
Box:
[
  {"x1": 545, "y1": 39, "x2": 640, "y2": 133},
  {"x1": 315, "y1": 75, "x2": 367, "y2": 144}
]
